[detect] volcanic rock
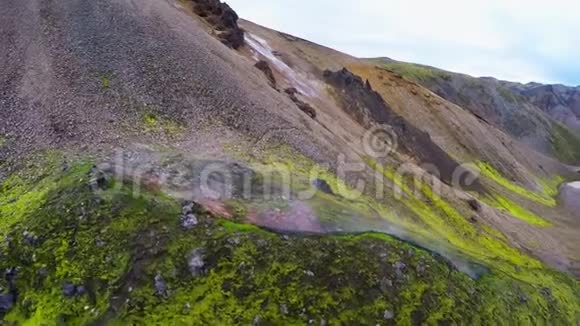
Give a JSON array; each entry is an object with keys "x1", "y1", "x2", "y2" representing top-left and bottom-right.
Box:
[
  {"x1": 254, "y1": 60, "x2": 276, "y2": 88},
  {"x1": 191, "y1": 0, "x2": 244, "y2": 49}
]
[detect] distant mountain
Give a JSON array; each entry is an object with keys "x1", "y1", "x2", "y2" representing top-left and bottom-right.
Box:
[
  {"x1": 371, "y1": 59, "x2": 580, "y2": 164},
  {"x1": 503, "y1": 82, "x2": 580, "y2": 130},
  {"x1": 1, "y1": 0, "x2": 579, "y2": 323}
]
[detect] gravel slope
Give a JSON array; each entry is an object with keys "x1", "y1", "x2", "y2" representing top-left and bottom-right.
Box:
[{"x1": 0, "y1": 0, "x2": 334, "y2": 166}]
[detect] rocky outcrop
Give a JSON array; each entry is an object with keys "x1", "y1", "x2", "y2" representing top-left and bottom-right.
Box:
[
  {"x1": 312, "y1": 178, "x2": 333, "y2": 195},
  {"x1": 181, "y1": 202, "x2": 200, "y2": 230},
  {"x1": 0, "y1": 268, "x2": 18, "y2": 318},
  {"x1": 324, "y1": 68, "x2": 482, "y2": 190},
  {"x1": 376, "y1": 61, "x2": 580, "y2": 163},
  {"x1": 254, "y1": 60, "x2": 277, "y2": 88},
  {"x1": 191, "y1": 0, "x2": 244, "y2": 49},
  {"x1": 285, "y1": 88, "x2": 317, "y2": 119},
  {"x1": 506, "y1": 83, "x2": 580, "y2": 130}
]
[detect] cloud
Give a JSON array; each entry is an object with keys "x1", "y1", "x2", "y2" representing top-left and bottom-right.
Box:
[{"x1": 227, "y1": 0, "x2": 580, "y2": 85}]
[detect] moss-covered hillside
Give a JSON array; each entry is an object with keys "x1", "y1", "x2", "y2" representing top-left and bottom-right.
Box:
[{"x1": 0, "y1": 158, "x2": 578, "y2": 325}]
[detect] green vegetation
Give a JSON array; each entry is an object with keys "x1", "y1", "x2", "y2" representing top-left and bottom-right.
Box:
[
  {"x1": 0, "y1": 136, "x2": 6, "y2": 147},
  {"x1": 1, "y1": 156, "x2": 578, "y2": 324},
  {"x1": 498, "y1": 87, "x2": 521, "y2": 104},
  {"x1": 363, "y1": 157, "x2": 580, "y2": 319},
  {"x1": 475, "y1": 161, "x2": 559, "y2": 207},
  {"x1": 382, "y1": 62, "x2": 452, "y2": 83},
  {"x1": 100, "y1": 74, "x2": 110, "y2": 90},
  {"x1": 141, "y1": 112, "x2": 184, "y2": 137},
  {"x1": 551, "y1": 121, "x2": 580, "y2": 164},
  {"x1": 483, "y1": 194, "x2": 550, "y2": 227}
]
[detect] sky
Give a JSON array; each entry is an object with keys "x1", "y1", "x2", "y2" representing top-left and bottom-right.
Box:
[{"x1": 227, "y1": 0, "x2": 580, "y2": 85}]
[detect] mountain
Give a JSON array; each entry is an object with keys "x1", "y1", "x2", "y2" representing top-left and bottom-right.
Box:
[
  {"x1": 371, "y1": 59, "x2": 580, "y2": 164},
  {"x1": 0, "y1": 0, "x2": 579, "y2": 324},
  {"x1": 505, "y1": 82, "x2": 580, "y2": 130}
]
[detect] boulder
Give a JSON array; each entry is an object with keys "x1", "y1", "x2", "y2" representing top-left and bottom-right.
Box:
[
  {"x1": 254, "y1": 60, "x2": 276, "y2": 88},
  {"x1": 312, "y1": 178, "x2": 333, "y2": 195},
  {"x1": 284, "y1": 88, "x2": 317, "y2": 119},
  {"x1": 181, "y1": 213, "x2": 198, "y2": 229},
  {"x1": 0, "y1": 293, "x2": 15, "y2": 316},
  {"x1": 384, "y1": 309, "x2": 394, "y2": 320},
  {"x1": 191, "y1": 0, "x2": 244, "y2": 49},
  {"x1": 62, "y1": 282, "x2": 77, "y2": 297},
  {"x1": 188, "y1": 248, "x2": 206, "y2": 277},
  {"x1": 467, "y1": 199, "x2": 481, "y2": 211},
  {"x1": 154, "y1": 273, "x2": 168, "y2": 298}
]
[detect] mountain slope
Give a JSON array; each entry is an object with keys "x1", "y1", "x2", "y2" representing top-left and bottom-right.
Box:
[
  {"x1": 0, "y1": 0, "x2": 579, "y2": 323},
  {"x1": 505, "y1": 82, "x2": 580, "y2": 129},
  {"x1": 370, "y1": 60, "x2": 580, "y2": 164}
]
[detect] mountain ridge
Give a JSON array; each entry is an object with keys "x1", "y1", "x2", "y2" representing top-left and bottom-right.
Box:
[{"x1": 0, "y1": 0, "x2": 579, "y2": 323}]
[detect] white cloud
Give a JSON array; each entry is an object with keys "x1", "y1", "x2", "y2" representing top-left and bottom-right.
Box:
[{"x1": 228, "y1": 0, "x2": 580, "y2": 84}]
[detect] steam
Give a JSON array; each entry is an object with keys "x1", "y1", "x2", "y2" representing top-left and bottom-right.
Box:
[{"x1": 245, "y1": 33, "x2": 320, "y2": 97}]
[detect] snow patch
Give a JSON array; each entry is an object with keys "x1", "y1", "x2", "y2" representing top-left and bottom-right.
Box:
[
  {"x1": 566, "y1": 181, "x2": 580, "y2": 190},
  {"x1": 245, "y1": 33, "x2": 319, "y2": 98}
]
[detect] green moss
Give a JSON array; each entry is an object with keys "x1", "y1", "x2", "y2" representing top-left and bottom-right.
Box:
[
  {"x1": 475, "y1": 161, "x2": 557, "y2": 207},
  {"x1": 0, "y1": 152, "x2": 86, "y2": 233},
  {"x1": 141, "y1": 112, "x2": 185, "y2": 137},
  {"x1": 100, "y1": 75, "x2": 110, "y2": 89},
  {"x1": 483, "y1": 194, "x2": 550, "y2": 227},
  {"x1": 498, "y1": 87, "x2": 522, "y2": 104},
  {"x1": 382, "y1": 62, "x2": 451, "y2": 83},
  {"x1": 1, "y1": 156, "x2": 578, "y2": 324},
  {"x1": 551, "y1": 122, "x2": 580, "y2": 164}
]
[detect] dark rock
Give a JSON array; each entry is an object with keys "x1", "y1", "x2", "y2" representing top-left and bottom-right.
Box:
[
  {"x1": 182, "y1": 202, "x2": 195, "y2": 215},
  {"x1": 254, "y1": 60, "x2": 276, "y2": 88},
  {"x1": 182, "y1": 302, "x2": 192, "y2": 314},
  {"x1": 182, "y1": 201, "x2": 204, "y2": 215},
  {"x1": 323, "y1": 68, "x2": 483, "y2": 192},
  {"x1": 295, "y1": 100, "x2": 317, "y2": 119},
  {"x1": 518, "y1": 293, "x2": 528, "y2": 303},
  {"x1": 467, "y1": 199, "x2": 481, "y2": 211},
  {"x1": 540, "y1": 287, "x2": 552, "y2": 298},
  {"x1": 416, "y1": 263, "x2": 427, "y2": 274},
  {"x1": 279, "y1": 303, "x2": 289, "y2": 315},
  {"x1": 365, "y1": 79, "x2": 372, "y2": 90},
  {"x1": 187, "y1": 248, "x2": 206, "y2": 277},
  {"x1": 227, "y1": 235, "x2": 241, "y2": 246},
  {"x1": 89, "y1": 165, "x2": 108, "y2": 191},
  {"x1": 180, "y1": 213, "x2": 198, "y2": 230},
  {"x1": 63, "y1": 282, "x2": 77, "y2": 297},
  {"x1": 384, "y1": 309, "x2": 394, "y2": 320},
  {"x1": 191, "y1": 0, "x2": 244, "y2": 49},
  {"x1": 393, "y1": 261, "x2": 406, "y2": 279},
  {"x1": 22, "y1": 230, "x2": 39, "y2": 246},
  {"x1": 0, "y1": 293, "x2": 15, "y2": 316},
  {"x1": 312, "y1": 178, "x2": 333, "y2": 195},
  {"x1": 0, "y1": 268, "x2": 18, "y2": 317},
  {"x1": 61, "y1": 283, "x2": 87, "y2": 297},
  {"x1": 37, "y1": 267, "x2": 48, "y2": 279},
  {"x1": 95, "y1": 237, "x2": 106, "y2": 247},
  {"x1": 181, "y1": 202, "x2": 200, "y2": 229},
  {"x1": 379, "y1": 277, "x2": 393, "y2": 293},
  {"x1": 284, "y1": 87, "x2": 298, "y2": 96},
  {"x1": 154, "y1": 273, "x2": 168, "y2": 298},
  {"x1": 76, "y1": 285, "x2": 87, "y2": 296},
  {"x1": 304, "y1": 270, "x2": 315, "y2": 277},
  {"x1": 284, "y1": 88, "x2": 317, "y2": 119}
]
